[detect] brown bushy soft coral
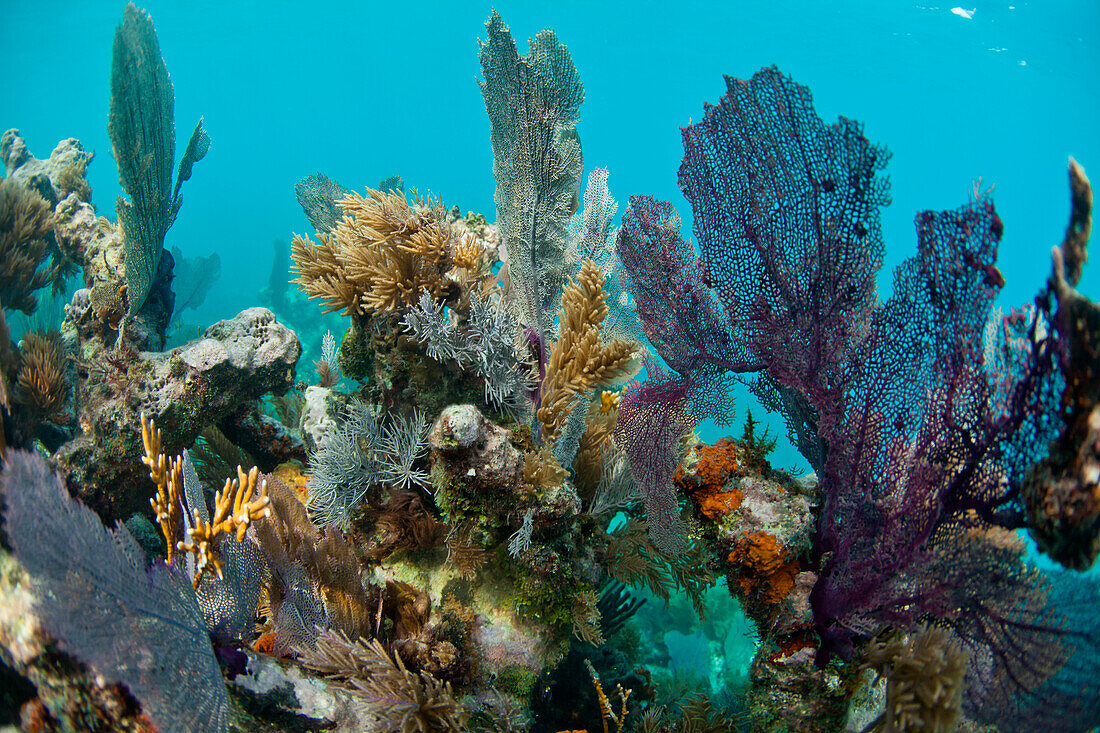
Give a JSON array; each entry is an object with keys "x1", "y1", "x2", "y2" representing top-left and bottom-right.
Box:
[
  {"x1": 253, "y1": 475, "x2": 379, "y2": 649},
  {"x1": 862, "y1": 625, "x2": 968, "y2": 732},
  {"x1": 291, "y1": 187, "x2": 456, "y2": 318},
  {"x1": 0, "y1": 178, "x2": 55, "y2": 314},
  {"x1": 538, "y1": 259, "x2": 637, "y2": 443},
  {"x1": 15, "y1": 329, "x2": 67, "y2": 421},
  {"x1": 296, "y1": 629, "x2": 468, "y2": 731}
]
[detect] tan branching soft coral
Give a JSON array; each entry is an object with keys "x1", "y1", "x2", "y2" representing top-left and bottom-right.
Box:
[
  {"x1": 0, "y1": 178, "x2": 55, "y2": 314},
  {"x1": 14, "y1": 329, "x2": 67, "y2": 420},
  {"x1": 862, "y1": 626, "x2": 968, "y2": 732},
  {"x1": 571, "y1": 403, "x2": 616, "y2": 498},
  {"x1": 571, "y1": 589, "x2": 604, "y2": 646},
  {"x1": 291, "y1": 187, "x2": 455, "y2": 317},
  {"x1": 524, "y1": 446, "x2": 569, "y2": 490},
  {"x1": 538, "y1": 259, "x2": 637, "y2": 443},
  {"x1": 290, "y1": 229, "x2": 358, "y2": 315}
]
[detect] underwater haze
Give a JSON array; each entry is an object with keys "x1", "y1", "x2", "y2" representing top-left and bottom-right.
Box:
[{"x1": 2, "y1": 1, "x2": 1100, "y2": 731}]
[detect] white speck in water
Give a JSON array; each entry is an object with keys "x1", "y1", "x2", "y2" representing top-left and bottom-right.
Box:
[{"x1": 951, "y1": 6, "x2": 976, "y2": 18}]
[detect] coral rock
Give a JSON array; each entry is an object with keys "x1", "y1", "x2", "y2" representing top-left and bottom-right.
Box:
[
  {"x1": 430, "y1": 404, "x2": 524, "y2": 497},
  {"x1": 1, "y1": 129, "x2": 92, "y2": 205},
  {"x1": 54, "y1": 307, "x2": 301, "y2": 522}
]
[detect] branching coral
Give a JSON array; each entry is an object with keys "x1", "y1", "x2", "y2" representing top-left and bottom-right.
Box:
[
  {"x1": 254, "y1": 475, "x2": 379, "y2": 653},
  {"x1": 141, "y1": 411, "x2": 185, "y2": 565},
  {"x1": 583, "y1": 658, "x2": 632, "y2": 733},
  {"x1": 306, "y1": 400, "x2": 431, "y2": 527},
  {"x1": 571, "y1": 589, "x2": 604, "y2": 646},
  {"x1": 0, "y1": 177, "x2": 56, "y2": 314},
  {"x1": 403, "y1": 289, "x2": 533, "y2": 415},
  {"x1": 538, "y1": 259, "x2": 637, "y2": 446},
  {"x1": 142, "y1": 412, "x2": 270, "y2": 586},
  {"x1": 14, "y1": 329, "x2": 67, "y2": 420},
  {"x1": 291, "y1": 187, "x2": 455, "y2": 318},
  {"x1": 604, "y1": 516, "x2": 713, "y2": 617},
  {"x1": 297, "y1": 629, "x2": 469, "y2": 732},
  {"x1": 1023, "y1": 159, "x2": 1100, "y2": 568},
  {"x1": 178, "y1": 464, "x2": 270, "y2": 588}
]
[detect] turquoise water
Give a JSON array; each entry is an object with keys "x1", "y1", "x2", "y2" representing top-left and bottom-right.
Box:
[{"x1": 6, "y1": 0, "x2": 1097, "y2": 469}]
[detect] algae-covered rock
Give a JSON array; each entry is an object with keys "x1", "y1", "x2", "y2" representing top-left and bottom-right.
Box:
[
  {"x1": 54, "y1": 307, "x2": 301, "y2": 522},
  {"x1": 430, "y1": 404, "x2": 524, "y2": 496},
  {"x1": 1, "y1": 129, "x2": 92, "y2": 205}
]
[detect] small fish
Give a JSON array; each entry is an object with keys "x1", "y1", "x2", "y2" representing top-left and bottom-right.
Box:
[{"x1": 951, "y1": 6, "x2": 976, "y2": 19}]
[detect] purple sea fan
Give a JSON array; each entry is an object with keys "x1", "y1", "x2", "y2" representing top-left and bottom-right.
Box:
[
  {"x1": 1, "y1": 451, "x2": 232, "y2": 733},
  {"x1": 612, "y1": 359, "x2": 695, "y2": 555},
  {"x1": 678, "y1": 66, "x2": 890, "y2": 416},
  {"x1": 618, "y1": 61, "x2": 1097, "y2": 726},
  {"x1": 616, "y1": 197, "x2": 740, "y2": 423},
  {"x1": 811, "y1": 199, "x2": 1094, "y2": 727}
]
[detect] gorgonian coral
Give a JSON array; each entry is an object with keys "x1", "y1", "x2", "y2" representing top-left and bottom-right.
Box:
[
  {"x1": 619, "y1": 63, "x2": 1099, "y2": 727},
  {"x1": 291, "y1": 188, "x2": 455, "y2": 318}
]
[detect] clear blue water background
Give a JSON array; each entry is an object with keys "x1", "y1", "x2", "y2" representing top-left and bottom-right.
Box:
[{"x1": 3, "y1": 0, "x2": 1098, "y2": 471}]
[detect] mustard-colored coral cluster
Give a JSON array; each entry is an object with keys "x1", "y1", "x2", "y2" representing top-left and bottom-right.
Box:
[
  {"x1": 291, "y1": 187, "x2": 460, "y2": 317},
  {"x1": 141, "y1": 412, "x2": 271, "y2": 587},
  {"x1": 142, "y1": 411, "x2": 185, "y2": 565},
  {"x1": 180, "y1": 465, "x2": 270, "y2": 587}
]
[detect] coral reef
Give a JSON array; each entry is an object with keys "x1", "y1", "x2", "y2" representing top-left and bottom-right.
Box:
[
  {"x1": 2, "y1": 4, "x2": 1098, "y2": 732},
  {"x1": 1, "y1": 128, "x2": 93, "y2": 206},
  {"x1": 55, "y1": 306, "x2": 301, "y2": 521},
  {"x1": 1023, "y1": 160, "x2": 1100, "y2": 568}
]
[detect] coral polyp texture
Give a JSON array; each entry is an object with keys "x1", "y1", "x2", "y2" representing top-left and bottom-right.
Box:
[{"x1": 0, "y1": 4, "x2": 1097, "y2": 732}]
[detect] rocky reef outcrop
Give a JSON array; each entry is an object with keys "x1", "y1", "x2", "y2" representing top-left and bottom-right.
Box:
[{"x1": 54, "y1": 307, "x2": 301, "y2": 522}]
